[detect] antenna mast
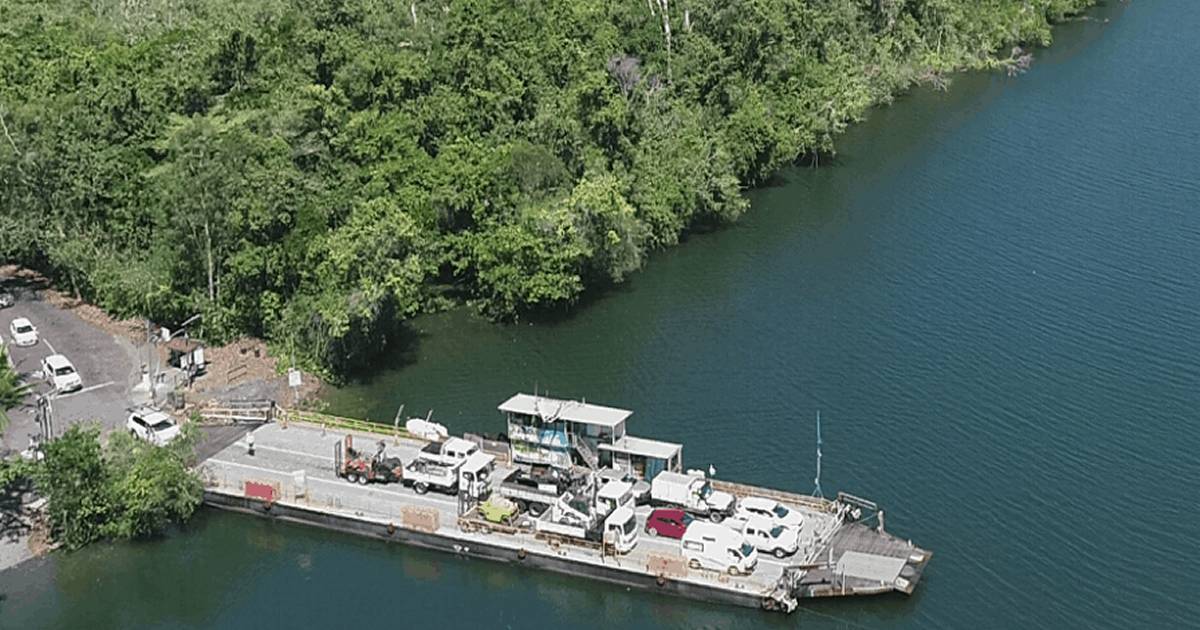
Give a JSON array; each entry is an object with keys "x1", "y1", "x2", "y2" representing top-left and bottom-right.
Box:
[{"x1": 812, "y1": 410, "x2": 824, "y2": 498}]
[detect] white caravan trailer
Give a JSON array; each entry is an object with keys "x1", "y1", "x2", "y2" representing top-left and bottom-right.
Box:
[{"x1": 680, "y1": 521, "x2": 758, "y2": 575}]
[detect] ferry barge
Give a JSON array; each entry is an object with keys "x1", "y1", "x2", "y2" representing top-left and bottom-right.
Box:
[{"x1": 199, "y1": 393, "x2": 931, "y2": 613}]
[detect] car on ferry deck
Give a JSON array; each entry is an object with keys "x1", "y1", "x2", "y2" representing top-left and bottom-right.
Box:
[
  {"x1": 645, "y1": 508, "x2": 693, "y2": 539},
  {"x1": 734, "y1": 496, "x2": 805, "y2": 529},
  {"x1": 723, "y1": 514, "x2": 801, "y2": 559}
]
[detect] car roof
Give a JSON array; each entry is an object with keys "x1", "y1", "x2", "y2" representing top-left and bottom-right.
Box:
[
  {"x1": 740, "y1": 496, "x2": 780, "y2": 509},
  {"x1": 739, "y1": 514, "x2": 779, "y2": 529},
  {"x1": 11, "y1": 317, "x2": 32, "y2": 327},
  {"x1": 443, "y1": 436, "x2": 475, "y2": 450},
  {"x1": 133, "y1": 409, "x2": 173, "y2": 424},
  {"x1": 44, "y1": 354, "x2": 72, "y2": 368}
]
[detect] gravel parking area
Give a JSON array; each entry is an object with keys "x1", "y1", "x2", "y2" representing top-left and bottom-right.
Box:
[{"x1": 0, "y1": 277, "x2": 146, "y2": 454}]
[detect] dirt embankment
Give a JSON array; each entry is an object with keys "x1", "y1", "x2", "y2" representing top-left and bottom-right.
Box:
[{"x1": 192, "y1": 337, "x2": 325, "y2": 406}]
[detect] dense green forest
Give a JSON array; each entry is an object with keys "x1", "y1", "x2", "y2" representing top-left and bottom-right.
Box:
[{"x1": 0, "y1": 0, "x2": 1092, "y2": 377}]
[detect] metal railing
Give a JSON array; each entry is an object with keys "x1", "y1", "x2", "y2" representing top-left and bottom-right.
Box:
[
  {"x1": 569, "y1": 432, "x2": 599, "y2": 469},
  {"x1": 281, "y1": 409, "x2": 415, "y2": 441},
  {"x1": 197, "y1": 399, "x2": 274, "y2": 424}
]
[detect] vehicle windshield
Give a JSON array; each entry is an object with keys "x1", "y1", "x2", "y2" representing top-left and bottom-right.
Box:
[
  {"x1": 681, "y1": 513, "x2": 695, "y2": 526},
  {"x1": 739, "y1": 542, "x2": 755, "y2": 558},
  {"x1": 772, "y1": 504, "x2": 790, "y2": 518},
  {"x1": 15, "y1": 324, "x2": 33, "y2": 333},
  {"x1": 770, "y1": 525, "x2": 786, "y2": 538},
  {"x1": 54, "y1": 366, "x2": 74, "y2": 376},
  {"x1": 621, "y1": 516, "x2": 636, "y2": 535},
  {"x1": 699, "y1": 483, "x2": 712, "y2": 499},
  {"x1": 151, "y1": 420, "x2": 174, "y2": 431}
]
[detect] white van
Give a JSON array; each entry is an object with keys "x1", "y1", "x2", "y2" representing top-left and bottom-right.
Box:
[
  {"x1": 680, "y1": 521, "x2": 758, "y2": 575},
  {"x1": 725, "y1": 515, "x2": 800, "y2": 558}
]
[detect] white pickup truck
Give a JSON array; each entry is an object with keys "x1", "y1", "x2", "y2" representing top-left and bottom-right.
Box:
[
  {"x1": 405, "y1": 449, "x2": 495, "y2": 497},
  {"x1": 650, "y1": 471, "x2": 735, "y2": 522},
  {"x1": 416, "y1": 437, "x2": 479, "y2": 466}
]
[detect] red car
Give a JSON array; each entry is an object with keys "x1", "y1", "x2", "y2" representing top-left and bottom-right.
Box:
[{"x1": 644, "y1": 508, "x2": 694, "y2": 539}]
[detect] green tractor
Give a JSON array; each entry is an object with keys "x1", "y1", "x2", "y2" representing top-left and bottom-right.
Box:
[{"x1": 478, "y1": 496, "x2": 519, "y2": 525}]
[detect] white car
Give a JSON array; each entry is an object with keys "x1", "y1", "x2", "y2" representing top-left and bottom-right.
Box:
[
  {"x1": 9, "y1": 317, "x2": 39, "y2": 346},
  {"x1": 724, "y1": 515, "x2": 801, "y2": 558},
  {"x1": 735, "y1": 496, "x2": 805, "y2": 530},
  {"x1": 127, "y1": 409, "x2": 182, "y2": 445},
  {"x1": 41, "y1": 354, "x2": 82, "y2": 393}
]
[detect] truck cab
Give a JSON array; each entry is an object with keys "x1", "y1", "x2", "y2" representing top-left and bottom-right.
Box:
[
  {"x1": 595, "y1": 479, "x2": 634, "y2": 517},
  {"x1": 602, "y1": 506, "x2": 639, "y2": 554},
  {"x1": 459, "y1": 451, "x2": 496, "y2": 499}
]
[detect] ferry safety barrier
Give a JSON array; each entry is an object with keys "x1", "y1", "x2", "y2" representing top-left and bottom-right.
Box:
[{"x1": 280, "y1": 409, "x2": 416, "y2": 442}]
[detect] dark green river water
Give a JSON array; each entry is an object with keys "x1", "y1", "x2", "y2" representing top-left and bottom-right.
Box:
[{"x1": 4, "y1": 2, "x2": 1199, "y2": 628}]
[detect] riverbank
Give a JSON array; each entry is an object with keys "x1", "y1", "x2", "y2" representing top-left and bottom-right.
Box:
[
  {"x1": 0, "y1": 0, "x2": 1099, "y2": 380},
  {"x1": 0, "y1": 266, "x2": 317, "y2": 572},
  {"x1": 7, "y1": 2, "x2": 1199, "y2": 627}
]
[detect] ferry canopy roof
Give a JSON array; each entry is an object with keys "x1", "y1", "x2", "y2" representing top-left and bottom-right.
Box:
[
  {"x1": 599, "y1": 435, "x2": 681, "y2": 461},
  {"x1": 498, "y1": 393, "x2": 632, "y2": 428}
]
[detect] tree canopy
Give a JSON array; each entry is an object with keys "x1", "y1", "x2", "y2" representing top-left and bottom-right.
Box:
[
  {"x1": 0, "y1": 0, "x2": 1094, "y2": 378},
  {"x1": 32, "y1": 424, "x2": 203, "y2": 550}
]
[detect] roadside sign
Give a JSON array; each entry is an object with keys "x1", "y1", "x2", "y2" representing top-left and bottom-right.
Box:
[{"x1": 288, "y1": 368, "x2": 302, "y2": 388}]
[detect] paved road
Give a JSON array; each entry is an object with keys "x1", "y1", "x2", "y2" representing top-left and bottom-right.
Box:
[{"x1": 0, "y1": 280, "x2": 146, "y2": 453}]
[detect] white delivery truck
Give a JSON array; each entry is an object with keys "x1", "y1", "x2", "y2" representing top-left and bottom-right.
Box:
[
  {"x1": 681, "y1": 521, "x2": 758, "y2": 575},
  {"x1": 650, "y1": 471, "x2": 735, "y2": 522},
  {"x1": 724, "y1": 515, "x2": 800, "y2": 559},
  {"x1": 601, "y1": 506, "x2": 639, "y2": 554},
  {"x1": 595, "y1": 479, "x2": 635, "y2": 517},
  {"x1": 534, "y1": 494, "x2": 639, "y2": 554}
]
